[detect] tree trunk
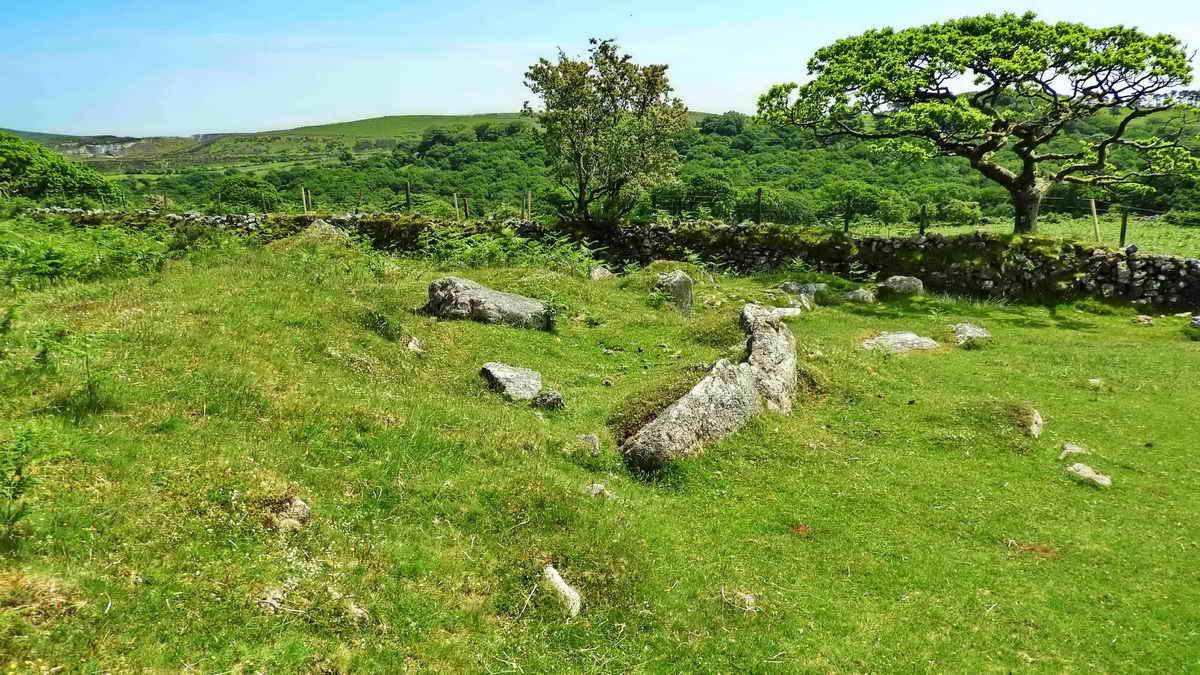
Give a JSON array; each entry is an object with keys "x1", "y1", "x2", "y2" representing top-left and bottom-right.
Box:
[{"x1": 1011, "y1": 189, "x2": 1044, "y2": 234}]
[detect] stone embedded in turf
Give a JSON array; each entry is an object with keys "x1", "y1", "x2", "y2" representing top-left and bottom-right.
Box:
[
  {"x1": 1066, "y1": 463, "x2": 1112, "y2": 488},
  {"x1": 1059, "y1": 443, "x2": 1090, "y2": 460},
  {"x1": 862, "y1": 331, "x2": 939, "y2": 354},
  {"x1": 844, "y1": 288, "x2": 877, "y2": 303},
  {"x1": 655, "y1": 269, "x2": 694, "y2": 317},
  {"x1": 780, "y1": 281, "x2": 828, "y2": 296},
  {"x1": 479, "y1": 362, "x2": 543, "y2": 401},
  {"x1": 620, "y1": 359, "x2": 761, "y2": 471},
  {"x1": 741, "y1": 304, "x2": 798, "y2": 413},
  {"x1": 1133, "y1": 315, "x2": 1154, "y2": 325},
  {"x1": 583, "y1": 483, "x2": 612, "y2": 498},
  {"x1": 1026, "y1": 408, "x2": 1045, "y2": 439},
  {"x1": 423, "y1": 277, "x2": 552, "y2": 330},
  {"x1": 531, "y1": 390, "x2": 565, "y2": 410},
  {"x1": 577, "y1": 433, "x2": 602, "y2": 456},
  {"x1": 543, "y1": 565, "x2": 582, "y2": 617},
  {"x1": 880, "y1": 275, "x2": 925, "y2": 296},
  {"x1": 950, "y1": 323, "x2": 992, "y2": 347},
  {"x1": 589, "y1": 266, "x2": 616, "y2": 280}
]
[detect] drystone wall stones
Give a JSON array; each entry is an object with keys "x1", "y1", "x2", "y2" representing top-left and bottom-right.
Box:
[{"x1": 424, "y1": 277, "x2": 551, "y2": 330}]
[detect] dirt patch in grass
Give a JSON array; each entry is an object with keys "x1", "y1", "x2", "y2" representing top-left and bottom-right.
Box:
[{"x1": 0, "y1": 572, "x2": 84, "y2": 625}]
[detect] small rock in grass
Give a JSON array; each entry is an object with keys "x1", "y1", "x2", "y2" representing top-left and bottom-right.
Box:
[
  {"x1": 278, "y1": 496, "x2": 311, "y2": 523},
  {"x1": 770, "y1": 307, "x2": 806, "y2": 319},
  {"x1": 424, "y1": 277, "x2": 552, "y2": 330},
  {"x1": 589, "y1": 266, "x2": 615, "y2": 281},
  {"x1": 1058, "y1": 443, "x2": 1090, "y2": 460},
  {"x1": 780, "y1": 281, "x2": 827, "y2": 296},
  {"x1": 406, "y1": 336, "x2": 425, "y2": 353},
  {"x1": 275, "y1": 517, "x2": 304, "y2": 532},
  {"x1": 655, "y1": 270, "x2": 694, "y2": 317},
  {"x1": 950, "y1": 323, "x2": 992, "y2": 348},
  {"x1": 577, "y1": 433, "x2": 601, "y2": 456},
  {"x1": 480, "y1": 362, "x2": 542, "y2": 401},
  {"x1": 1132, "y1": 315, "x2": 1154, "y2": 326},
  {"x1": 1087, "y1": 378, "x2": 1105, "y2": 390},
  {"x1": 1025, "y1": 408, "x2": 1044, "y2": 439},
  {"x1": 583, "y1": 483, "x2": 612, "y2": 498},
  {"x1": 844, "y1": 288, "x2": 876, "y2": 304},
  {"x1": 1066, "y1": 463, "x2": 1112, "y2": 488},
  {"x1": 543, "y1": 565, "x2": 582, "y2": 617},
  {"x1": 531, "y1": 390, "x2": 565, "y2": 410},
  {"x1": 880, "y1": 275, "x2": 924, "y2": 296},
  {"x1": 1191, "y1": 316, "x2": 1200, "y2": 329},
  {"x1": 862, "y1": 331, "x2": 939, "y2": 354}
]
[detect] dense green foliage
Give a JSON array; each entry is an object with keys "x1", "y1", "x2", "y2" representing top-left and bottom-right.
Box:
[
  {"x1": 0, "y1": 132, "x2": 122, "y2": 205},
  {"x1": 758, "y1": 13, "x2": 1200, "y2": 233}
]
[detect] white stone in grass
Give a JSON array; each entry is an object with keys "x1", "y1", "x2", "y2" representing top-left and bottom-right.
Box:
[
  {"x1": 583, "y1": 483, "x2": 613, "y2": 498},
  {"x1": 589, "y1": 266, "x2": 616, "y2": 281},
  {"x1": 861, "y1": 332, "x2": 939, "y2": 354},
  {"x1": 780, "y1": 281, "x2": 828, "y2": 296},
  {"x1": 880, "y1": 275, "x2": 925, "y2": 296},
  {"x1": 279, "y1": 496, "x2": 311, "y2": 523},
  {"x1": 1026, "y1": 409, "x2": 1044, "y2": 439},
  {"x1": 1059, "y1": 443, "x2": 1090, "y2": 460},
  {"x1": 406, "y1": 336, "x2": 425, "y2": 353},
  {"x1": 479, "y1": 362, "x2": 542, "y2": 401},
  {"x1": 543, "y1": 565, "x2": 582, "y2": 617},
  {"x1": 950, "y1": 323, "x2": 992, "y2": 347},
  {"x1": 844, "y1": 288, "x2": 876, "y2": 304},
  {"x1": 1066, "y1": 463, "x2": 1112, "y2": 488}
]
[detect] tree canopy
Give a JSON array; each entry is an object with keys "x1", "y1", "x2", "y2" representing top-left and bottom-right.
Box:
[
  {"x1": 758, "y1": 13, "x2": 1200, "y2": 233},
  {"x1": 524, "y1": 38, "x2": 690, "y2": 226},
  {"x1": 0, "y1": 131, "x2": 122, "y2": 204}
]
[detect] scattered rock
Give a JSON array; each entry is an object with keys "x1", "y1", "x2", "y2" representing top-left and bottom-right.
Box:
[
  {"x1": 1025, "y1": 408, "x2": 1044, "y2": 439},
  {"x1": 1132, "y1": 315, "x2": 1154, "y2": 326},
  {"x1": 531, "y1": 390, "x2": 565, "y2": 410},
  {"x1": 406, "y1": 336, "x2": 425, "y2": 353},
  {"x1": 769, "y1": 307, "x2": 806, "y2": 319},
  {"x1": 583, "y1": 483, "x2": 612, "y2": 498},
  {"x1": 589, "y1": 266, "x2": 616, "y2": 281},
  {"x1": 1191, "y1": 316, "x2": 1200, "y2": 329},
  {"x1": 741, "y1": 304, "x2": 798, "y2": 413},
  {"x1": 780, "y1": 281, "x2": 827, "y2": 296},
  {"x1": 479, "y1": 362, "x2": 543, "y2": 401},
  {"x1": 620, "y1": 359, "x2": 761, "y2": 471},
  {"x1": 844, "y1": 288, "x2": 877, "y2": 304},
  {"x1": 655, "y1": 270, "x2": 694, "y2": 317},
  {"x1": 277, "y1": 496, "x2": 311, "y2": 523},
  {"x1": 880, "y1": 275, "x2": 924, "y2": 296},
  {"x1": 949, "y1": 323, "x2": 992, "y2": 348},
  {"x1": 862, "y1": 331, "x2": 939, "y2": 354},
  {"x1": 423, "y1": 277, "x2": 552, "y2": 330},
  {"x1": 1066, "y1": 463, "x2": 1112, "y2": 488},
  {"x1": 275, "y1": 518, "x2": 304, "y2": 532},
  {"x1": 577, "y1": 433, "x2": 601, "y2": 456},
  {"x1": 787, "y1": 293, "x2": 816, "y2": 312},
  {"x1": 1087, "y1": 378, "x2": 1105, "y2": 390},
  {"x1": 296, "y1": 218, "x2": 350, "y2": 242},
  {"x1": 543, "y1": 565, "x2": 582, "y2": 617},
  {"x1": 1058, "y1": 443, "x2": 1090, "y2": 460}
]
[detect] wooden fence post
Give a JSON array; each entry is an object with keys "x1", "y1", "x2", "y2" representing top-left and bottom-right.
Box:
[
  {"x1": 1119, "y1": 207, "x2": 1129, "y2": 248},
  {"x1": 755, "y1": 187, "x2": 763, "y2": 224},
  {"x1": 300, "y1": 186, "x2": 307, "y2": 213},
  {"x1": 463, "y1": 195, "x2": 470, "y2": 220},
  {"x1": 405, "y1": 182, "x2": 412, "y2": 210},
  {"x1": 453, "y1": 193, "x2": 459, "y2": 218},
  {"x1": 1090, "y1": 199, "x2": 1101, "y2": 242}
]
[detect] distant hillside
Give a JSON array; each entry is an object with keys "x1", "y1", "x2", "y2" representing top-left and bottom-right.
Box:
[{"x1": 271, "y1": 113, "x2": 529, "y2": 138}]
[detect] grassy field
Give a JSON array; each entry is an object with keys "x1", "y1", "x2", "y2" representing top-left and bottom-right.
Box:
[
  {"x1": 272, "y1": 114, "x2": 529, "y2": 138},
  {"x1": 1, "y1": 225, "x2": 1198, "y2": 672},
  {"x1": 847, "y1": 215, "x2": 1200, "y2": 259}
]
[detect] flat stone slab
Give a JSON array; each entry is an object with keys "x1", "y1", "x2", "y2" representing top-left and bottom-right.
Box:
[
  {"x1": 424, "y1": 277, "x2": 551, "y2": 330},
  {"x1": 480, "y1": 362, "x2": 542, "y2": 401},
  {"x1": 862, "y1": 331, "x2": 939, "y2": 353},
  {"x1": 950, "y1": 323, "x2": 992, "y2": 347},
  {"x1": 1066, "y1": 463, "x2": 1112, "y2": 488}
]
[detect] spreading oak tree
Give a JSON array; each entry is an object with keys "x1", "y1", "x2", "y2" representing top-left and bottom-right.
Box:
[
  {"x1": 524, "y1": 39, "x2": 689, "y2": 226},
  {"x1": 758, "y1": 13, "x2": 1200, "y2": 233}
]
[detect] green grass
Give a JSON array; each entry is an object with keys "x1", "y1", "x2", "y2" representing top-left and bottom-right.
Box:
[
  {"x1": 847, "y1": 215, "x2": 1200, "y2": 259},
  {"x1": 271, "y1": 113, "x2": 530, "y2": 138},
  {"x1": 0, "y1": 231, "x2": 1198, "y2": 672}
]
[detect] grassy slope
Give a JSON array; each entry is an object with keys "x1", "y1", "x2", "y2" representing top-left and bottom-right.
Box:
[
  {"x1": 1, "y1": 237, "x2": 1198, "y2": 672},
  {"x1": 273, "y1": 113, "x2": 529, "y2": 138}
]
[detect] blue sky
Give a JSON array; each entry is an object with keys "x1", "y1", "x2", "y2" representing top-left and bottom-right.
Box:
[{"x1": 4, "y1": 0, "x2": 1199, "y2": 136}]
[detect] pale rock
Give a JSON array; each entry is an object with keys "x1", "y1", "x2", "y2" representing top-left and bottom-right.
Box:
[
  {"x1": 1066, "y1": 463, "x2": 1112, "y2": 488},
  {"x1": 862, "y1": 331, "x2": 939, "y2": 354},
  {"x1": 479, "y1": 362, "x2": 543, "y2": 401}
]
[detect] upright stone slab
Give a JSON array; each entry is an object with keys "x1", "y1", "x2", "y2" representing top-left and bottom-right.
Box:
[
  {"x1": 655, "y1": 270, "x2": 693, "y2": 317},
  {"x1": 741, "y1": 304, "x2": 798, "y2": 413},
  {"x1": 423, "y1": 277, "x2": 551, "y2": 330}
]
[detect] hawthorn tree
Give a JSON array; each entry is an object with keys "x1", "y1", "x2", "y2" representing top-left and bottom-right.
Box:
[
  {"x1": 758, "y1": 13, "x2": 1200, "y2": 233},
  {"x1": 524, "y1": 39, "x2": 690, "y2": 227}
]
